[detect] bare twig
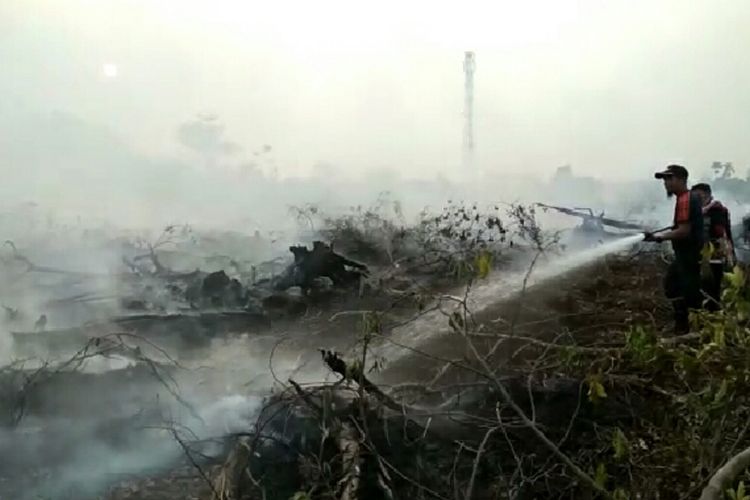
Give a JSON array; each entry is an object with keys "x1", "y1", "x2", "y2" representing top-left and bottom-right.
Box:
[
  {"x1": 464, "y1": 425, "x2": 500, "y2": 500},
  {"x1": 169, "y1": 426, "x2": 219, "y2": 498},
  {"x1": 466, "y1": 331, "x2": 620, "y2": 354},
  {"x1": 464, "y1": 329, "x2": 608, "y2": 496}
]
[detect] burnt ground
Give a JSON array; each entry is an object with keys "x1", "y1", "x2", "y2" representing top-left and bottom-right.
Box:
[
  {"x1": 92, "y1": 249, "x2": 673, "y2": 500},
  {"x1": 375, "y1": 249, "x2": 671, "y2": 388}
]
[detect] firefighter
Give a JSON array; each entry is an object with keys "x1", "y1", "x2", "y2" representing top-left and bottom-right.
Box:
[
  {"x1": 691, "y1": 183, "x2": 735, "y2": 311},
  {"x1": 644, "y1": 165, "x2": 704, "y2": 334}
]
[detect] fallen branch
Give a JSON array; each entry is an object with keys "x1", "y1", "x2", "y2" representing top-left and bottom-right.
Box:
[
  {"x1": 699, "y1": 445, "x2": 750, "y2": 500},
  {"x1": 213, "y1": 437, "x2": 254, "y2": 500},
  {"x1": 289, "y1": 378, "x2": 323, "y2": 417},
  {"x1": 321, "y1": 349, "x2": 403, "y2": 413},
  {"x1": 337, "y1": 422, "x2": 362, "y2": 500}
]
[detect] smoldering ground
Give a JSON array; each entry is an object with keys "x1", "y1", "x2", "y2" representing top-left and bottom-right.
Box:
[
  {"x1": 0, "y1": 332, "x2": 315, "y2": 500},
  {"x1": 0, "y1": 192, "x2": 658, "y2": 500},
  {"x1": 0, "y1": 218, "x2": 320, "y2": 499}
]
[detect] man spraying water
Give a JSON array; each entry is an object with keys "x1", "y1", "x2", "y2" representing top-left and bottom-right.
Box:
[{"x1": 644, "y1": 165, "x2": 704, "y2": 334}]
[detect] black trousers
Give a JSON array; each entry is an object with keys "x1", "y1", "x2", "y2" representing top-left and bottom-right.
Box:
[
  {"x1": 664, "y1": 258, "x2": 702, "y2": 334},
  {"x1": 703, "y1": 263, "x2": 724, "y2": 312}
]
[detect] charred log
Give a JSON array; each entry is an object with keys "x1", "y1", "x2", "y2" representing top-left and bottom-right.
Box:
[{"x1": 273, "y1": 241, "x2": 369, "y2": 294}]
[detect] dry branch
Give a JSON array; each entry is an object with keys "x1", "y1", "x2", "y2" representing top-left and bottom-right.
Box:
[
  {"x1": 320, "y1": 349, "x2": 403, "y2": 412},
  {"x1": 699, "y1": 446, "x2": 750, "y2": 500},
  {"x1": 213, "y1": 438, "x2": 253, "y2": 500},
  {"x1": 466, "y1": 331, "x2": 620, "y2": 353},
  {"x1": 337, "y1": 422, "x2": 362, "y2": 500}
]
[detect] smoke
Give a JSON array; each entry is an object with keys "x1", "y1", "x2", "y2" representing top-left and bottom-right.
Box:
[
  {"x1": 0, "y1": 103, "x2": 675, "y2": 498},
  {"x1": 0, "y1": 146, "x2": 686, "y2": 500},
  {"x1": 0, "y1": 332, "x2": 303, "y2": 499},
  {"x1": 2, "y1": 3, "x2": 737, "y2": 496},
  {"x1": 1, "y1": 394, "x2": 265, "y2": 500}
]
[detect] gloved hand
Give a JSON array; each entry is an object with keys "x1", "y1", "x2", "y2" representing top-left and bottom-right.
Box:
[{"x1": 643, "y1": 232, "x2": 663, "y2": 243}]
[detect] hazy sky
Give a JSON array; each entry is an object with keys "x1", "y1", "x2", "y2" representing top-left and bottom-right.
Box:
[{"x1": 2, "y1": 0, "x2": 750, "y2": 181}]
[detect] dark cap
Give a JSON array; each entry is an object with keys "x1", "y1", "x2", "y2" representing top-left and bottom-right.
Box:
[
  {"x1": 654, "y1": 164, "x2": 689, "y2": 180},
  {"x1": 691, "y1": 182, "x2": 712, "y2": 194}
]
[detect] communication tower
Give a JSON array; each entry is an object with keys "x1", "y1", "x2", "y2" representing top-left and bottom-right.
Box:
[{"x1": 463, "y1": 51, "x2": 476, "y2": 170}]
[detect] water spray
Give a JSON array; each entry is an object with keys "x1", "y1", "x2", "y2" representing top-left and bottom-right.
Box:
[
  {"x1": 379, "y1": 232, "x2": 648, "y2": 363},
  {"x1": 531, "y1": 233, "x2": 645, "y2": 284}
]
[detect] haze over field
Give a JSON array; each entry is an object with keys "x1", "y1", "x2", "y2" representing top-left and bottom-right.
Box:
[{"x1": 3, "y1": 0, "x2": 750, "y2": 222}]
